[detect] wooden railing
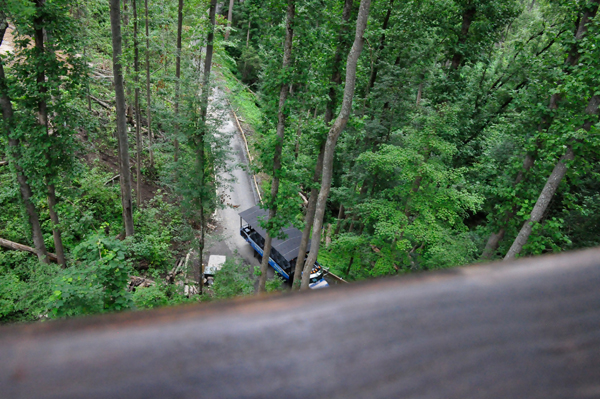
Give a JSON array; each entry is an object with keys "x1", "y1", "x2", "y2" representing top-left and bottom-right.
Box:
[{"x1": 1, "y1": 247, "x2": 599, "y2": 398}]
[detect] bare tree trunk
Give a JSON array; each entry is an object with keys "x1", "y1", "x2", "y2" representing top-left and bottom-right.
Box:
[
  {"x1": 123, "y1": 0, "x2": 134, "y2": 125},
  {"x1": 291, "y1": 0, "x2": 354, "y2": 290},
  {"x1": 246, "y1": 17, "x2": 251, "y2": 48},
  {"x1": 144, "y1": 0, "x2": 153, "y2": 167},
  {"x1": 194, "y1": 0, "x2": 217, "y2": 291},
  {"x1": 33, "y1": 0, "x2": 66, "y2": 266},
  {"x1": 504, "y1": 148, "x2": 574, "y2": 260},
  {"x1": 110, "y1": 0, "x2": 135, "y2": 237},
  {"x1": 173, "y1": 0, "x2": 184, "y2": 162},
  {"x1": 258, "y1": 0, "x2": 295, "y2": 294},
  {"x1": 133, "y1": 0, "x2": 142, "y2": 206},
  {"x1": 301, "y1": 0, "x2": 371, "y2": 290},
  {"x1": 481, "y1": 154, "x2": 534, "y2": 259},
  {"x1": 363, "y1": 0, "x2": 393, "y2": 104},
  {"x1": 224, "y1": 0, "x2": 234, "y2": 41},
  {"x1": 450, "y1": 5, "x2": 476, "y2": 69},
  {"x1": 505, "y1": 95, "x2": 600, "y2": 260},
  {"x1": 483, "y1": 1, "x2": 599, "y2": 258},
  {"x1": 0, "y1": 21, "x2": 49, "y2": 264},
  {"x1": 416, "y1": 83, "x2": 423, "y2": 105},
  {"x1": 292, "y1": 143, "x2": 324, "y2": 288},
  {"x1": 334, "y1": 204, "x2": 345, "y2": 236}
]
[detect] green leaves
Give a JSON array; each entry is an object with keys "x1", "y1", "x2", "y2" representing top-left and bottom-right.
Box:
[{"x1": 46, "y1": 232, "x2": 134, "y2": 318}]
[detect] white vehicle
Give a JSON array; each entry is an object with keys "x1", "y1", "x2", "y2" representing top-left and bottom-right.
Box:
[{"x1": 204, "y1": 255, "x2": 226, "y2": 286}]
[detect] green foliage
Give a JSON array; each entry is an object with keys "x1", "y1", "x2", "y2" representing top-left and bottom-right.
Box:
[
  {"x1": 132, "y1": 284, "x2": 168, "y2": 309},
  {"x1": 0, "y1": 258, "x2": 59, "y2": 323},
  {"x1": 211, "y1": 257, "x2": 255, "y2": 300},
  {"x1": 47, "y1": 232, "x2": 133, "y2": 318}
]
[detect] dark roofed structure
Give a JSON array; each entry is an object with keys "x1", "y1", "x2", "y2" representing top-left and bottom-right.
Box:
[{"x1": 239, "y1": 205, "x2": 311, "y2": 261}]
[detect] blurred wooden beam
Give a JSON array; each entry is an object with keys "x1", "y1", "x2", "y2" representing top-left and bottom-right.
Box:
[{"x1": 1, "y1": 247, "x2": 599, "y2": 398}]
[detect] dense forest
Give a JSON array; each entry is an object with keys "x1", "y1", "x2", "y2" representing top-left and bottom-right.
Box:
[{"x1": 1, "y1": 0, "x2": 599, "y2": 322}]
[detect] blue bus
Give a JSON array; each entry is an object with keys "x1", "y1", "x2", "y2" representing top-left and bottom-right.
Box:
[{"x1": 239, "y1": 206, "x2": 329, "y2": 289}]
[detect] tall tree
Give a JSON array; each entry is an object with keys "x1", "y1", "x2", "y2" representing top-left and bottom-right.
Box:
[
  {"x1": 257, "y1": 0, "x2": 296, "y2": 294},
  {"x1": 301, "y1": 0, "x2": 371, "y2": 290},
  {"x1": 133, "y1": 0, "x2": 142, "y2": 206},
  {"x1": 225, "y1": 0, "x2": 234, "y2": 41},
  {"x1": 173, "y1": 0, "x2": 183, "y2": 162},
  {"x1": 486, "y1": 0, "x2": 600, "y2": 259},
  {"x1": 505, "y1": 95, "x2": 600, "y2": 260},
  {"x1": 292, "y1": 0, "x2": 354, "y2": 289},
  {"x1": 110, "y1": 0, "x2": 135, "y2": 237},
  {"x1": 32, "y1": 0, "x2": 65, "y2": 266},
  {"x1": 0, "y1": 15, "x2": 49, "y2": 264},
  {"x1": 194, "y1": 0, "x2": 218, "y2": 290},
  {"x1": 144, "y1": 0, "x2": 153, "y2": 167}
]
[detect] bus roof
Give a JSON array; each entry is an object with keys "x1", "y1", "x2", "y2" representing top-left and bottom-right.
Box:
[{"x1": 239, "y1": 205, "x2": 312, "y2": 261}]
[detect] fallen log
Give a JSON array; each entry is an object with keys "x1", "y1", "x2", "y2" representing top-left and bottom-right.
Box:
[
  {"x1": 0, "y1": 160, "x2": 8, "y2": 166},
  {"x1": 89, "y1": 95, "x2": 112, "y2": 110},
  {"x1": 104, "y1": 174, "x2": 120, "y2": 185},
  {"x1": 0, "y1": 238, "x2": 58, "y2": 262}
]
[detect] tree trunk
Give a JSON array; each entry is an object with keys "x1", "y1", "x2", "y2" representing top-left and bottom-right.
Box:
[
  {"x1": 483, "y1": 1, "x2": 599, "y2": 258},
  {"x1": 450, "y1": 5, "x2": 476, "y2": 69},
  {"x1": 416, "y1": 80, "x2": 423, "y2": 106},
  {"x1": 0, "y1": 21, "x2": 49, "y2": 264},
  {"x1": 292, "y1": 0, "x2": 354, "y2": 290},
  {"x1": 194, "y1": 0, "x2": 217, "y2": 290},
  {"x1": 345, "y1": 256, "x2": 354, "y2": 278},
  {"x1": 173, "y1": 0, "x2": 183, "y2": 162},
  {"x1": 123, "y1": 0, "x2": 133, "y2": 125},
  {"x1": 292, "y1": 143, "x2": 324, "y2": 289},
  {"x1": 33, "y1": 0, "x2": 66, "y2": 266},
  {"x1": 504, "y1": 147, "x2": 574, "y2": 260},
  {"x1": 505, "y1": 95, "x2": 600, "y2": 260},
  {"x1": 334, "y1": 204, "x2": 345, "y2": 236},
  {"x1": 481, "y1": 154, "x2": 534, "y2": 259},
  {"x1": 133, "y1": 0, "x2": 142, "y2": 206},
  {"x1": 258, "y1": 0, "x2": 295, "y2": 294},
  {"x1": 110, "y1": 0, "x2": 135, "y2": 237},
  {"x1": 301, "y1": 0, "x2": 372, "y2": 290},
  {"x1": 144, "y1": 0, "x2": 153, "y2": 167},
  {"x1": 224, "y1": 0, "x2": 234, "y2": 41},
  {"x1": 246, "y1": 17, "x2": 251, "y2": 48},
  {"x1": 363, "y1": 0, "x2": 393, "y2": 103}
]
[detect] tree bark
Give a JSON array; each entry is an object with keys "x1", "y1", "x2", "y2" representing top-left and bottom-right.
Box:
[
  {"x1": 0, "y1": 19, "x2": 49, "y2": 264},
  {"x1": 504, "y1": 147, "x2": 574, "y2": 260},
  {"x1": 301, "y1": 0, "x2": 371, "y2": 290},
  {"x1": 246, "y1": 17, "x2": 251, "y2": 48},
  {"x1": 258, "y1": 0, "x2": 295, "y2": 294},
  {"x1": 483, "y1": 1, "x2": 599, "y2": 258},
  {"x1": 173, "y1": 0, "x2": 183, "y2": 162},
  {"x1": 33, "y1": 0, "x2": 66, "y2": 266},
  {"x1": 505, "y1": 95, "x2": 600, "y2": 260},
  {"x1": 194, "y1": 0, "x2": 217, "y2": 291},
  {"x1": 133, "y1": 0, "x2": 142, "y2": 206},
  {"x1": 334, "y1": 204, "x2": 345, "y2": 236},
  {"x1": 0, "y1": 238, "x2": 58, "y2": 262},
  {"x1": 110, "y1": 0, "x2": 135, "y2": 237},
  {"x1": 363, "y1": 0, "x2": 393, "y2": 103},
  {"x1": 224, "y1": 0, "x2": 234, "y2": 41},
  {"x1": 291, "y1": 0, "x2": 354, "y2": 290},
  {"x1": 292, "y1": 142, "x2": 324, "y2": 288},
  {"x1": 144, "y1": 0, "x2": 153, "y2": 167},
  {"x1": 481, "y1": 154, "x2": 534, "y2": 259},
  {"x1": 450, "y1": 5, "x2": 476, "y2": 69}
]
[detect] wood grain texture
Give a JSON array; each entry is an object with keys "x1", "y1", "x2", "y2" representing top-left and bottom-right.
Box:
[{"x1": 1, "y1": 247, "x2": 600, "y2": 398}]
